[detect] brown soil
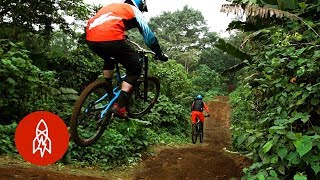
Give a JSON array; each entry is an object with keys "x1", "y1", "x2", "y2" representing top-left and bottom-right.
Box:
[{"x1": 0, "y1": 96, "x2": 251, "y2": 180}]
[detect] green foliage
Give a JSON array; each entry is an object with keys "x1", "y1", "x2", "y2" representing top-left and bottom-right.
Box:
[
  {"x1": 47, "y1": 32, "x2": 103, "y2": 91},
  {"x1": 0, "y1": 39, "x2": 55, "y2": 121},
  {"x1": 142, "y1": 95, "x2": 190, "y2": 135},
  {"x1": 215, "y1": 38, "x2": 252, "y2": 63},
  {"x1": 67, "y1": 119, "x2": 188, "y2": 168},
  {"x1": 229, "y1": 85, "x2": 257, "y2": 152},
  {"x1": 0, "y1": 123, "x2": 17, "y2": 155},
  {"x1": 0, "y1": 39, "x2": 79, "y2": 122},
  {"x1": 69, "y1": 120, "x2": 152, "y2": 167},
  {"x1": 229, "y1": 18, "x2": 320, "y2": 179},
  {"x1": 149, "y1": 60, "x2": 193, "y2": 105},
  {"x1": 191, "y1": 65, "x2": 227, "y2": 99}
]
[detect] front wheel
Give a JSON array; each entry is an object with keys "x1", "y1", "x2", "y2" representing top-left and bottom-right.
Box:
[
  {"x1": 199, "y1": 123, "x2": 204, "y2": 143},
  {"x1": 128, "y1": 76, "x2": 160, "y2": 118},
  {"x1": 70, "y1": 79, "x2": 112, "y2": 147}
]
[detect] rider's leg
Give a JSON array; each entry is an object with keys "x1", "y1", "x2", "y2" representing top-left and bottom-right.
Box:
[
  {"x1": 86, "y1": 41, "x2": 115, "y2": 100},
  {"x1": 198, "y1": 112, "x2": 205, "y2": 133},
  {"x1": 191, "y1": 111, "x2": 197, "y2": 124},
  {"x1": 103, "y1": 70, "x2": 114, "y2": 100},
  {"x1": 198, "y1": 112, "x2": 205, "y2": 123},
  {"x1": 191, "y1": 111, "x2": 197, "y2": 134},
  {"x1": 111, "y1": 40, "x2": 141, "y2": 118},
  {"x1": 115, "y1": 65, "x2": 141, "y2": 110}
]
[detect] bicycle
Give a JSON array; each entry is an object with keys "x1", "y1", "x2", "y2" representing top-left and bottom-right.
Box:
[
  {"x1": 192, "y1": 115, "x2": 210, "y2": 144},
  {"x1": 70, "y1": 40, "x2": 161, "y2": 147}
]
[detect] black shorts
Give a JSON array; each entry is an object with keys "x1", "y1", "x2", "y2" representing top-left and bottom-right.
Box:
[{"x1": 86, "y1": 40, "x2": 141, "y2": 84}]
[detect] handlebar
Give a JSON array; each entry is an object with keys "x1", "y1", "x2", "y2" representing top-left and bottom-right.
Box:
[
  {"x1": 204, "y1": 115, "x2": 210, "y2": 117},
  {"x1": 127, "y1": 39, "x2": 155, "y2": 55}
]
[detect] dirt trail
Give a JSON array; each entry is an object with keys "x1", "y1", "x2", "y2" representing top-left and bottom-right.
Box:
[{"x1": 0, "y1": 96, "x2": 250, "y2": 179}]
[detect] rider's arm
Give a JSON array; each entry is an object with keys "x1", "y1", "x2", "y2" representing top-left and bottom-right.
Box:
[
  {"x1": 203, "y1": 102, "x2": 210, "y2": 114},
  {"x1": 191, "y1": 102, "x2": 194, "y2": 112},
  {"x1": 131, "y1": 6, "x2": 163, "y2": 55}
]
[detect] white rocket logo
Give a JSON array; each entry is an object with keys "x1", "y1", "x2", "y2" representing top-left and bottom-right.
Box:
[{"x1": 32, "y1": 119, "x2": 52, "y2": 157}]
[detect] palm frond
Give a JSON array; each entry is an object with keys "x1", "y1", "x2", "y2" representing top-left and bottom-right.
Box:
[
  {"x1": 221, "y1": 4, "x2": 299, "y2": 20},
  {"x1": 221, "y1": 4, "x2": 320, "y2": 37}
]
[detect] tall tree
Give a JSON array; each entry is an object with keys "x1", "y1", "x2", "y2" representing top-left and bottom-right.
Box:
[
  {"x1": 0, "y1": 0, "x2": 91, "y2": 39},
  {"x1": 149, "y1": 6, "x2": 211, "y2": 72}
]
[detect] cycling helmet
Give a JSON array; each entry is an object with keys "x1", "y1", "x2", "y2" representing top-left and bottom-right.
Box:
[
  {"x1": 196, "y1": 95, "x2": 203, "y2": 100},
  {"x1": 124, "y1": 0, "x2": 148, "y2": 12}
]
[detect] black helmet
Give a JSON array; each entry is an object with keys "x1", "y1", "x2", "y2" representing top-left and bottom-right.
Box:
[{"x1": 124, "y1": 0, "x2": 148, "y2": 12}]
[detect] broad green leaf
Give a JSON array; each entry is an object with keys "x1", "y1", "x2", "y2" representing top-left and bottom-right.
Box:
[
  {"x1": 237, "y1": 133, "x2": 248, "y2": 146},
  {"x1": 297, "y1": 58, "x2": 307, "y2": 65},
  {"x1": 311, "y1": 163, "x2": 320, "y2": 174},
  {"x1": 297, "y1": 67, "x2": 306, "y2": 77},
  {"x1": 6, "y1": 78, "x2": 16, "y2": 84},
  {"x1": 248, "y1": 0, "x2": 258, "y2": 5},
  {"x1": 262, "y1": 140, "x2": 273, "y2": 153},
  {"x1": 298, "y1": 2, "x2": 306, "y2": 9},
  {"x1": 246, "y1": 136, "x2": 256, "y2": 146},
  {"x1": 269, "y1": 170, "x2": 278, "y2": 178},
  {"x1": 311, "y1": 99, "x2": 320, "y2": 105},
  {"x1": 286, "y1": 61, "x2": 295, "y2": 69},
  {"x1": 314, "y1": 50, "x2": 320, "y2": 59},
  {"x1": 269, "y1": 126, "x2": 285, "y2": 134},
  {"x1": 257, "y1": 174, "x2": 265, "y2": 180},
  {"x1": 280, "y1": 111, "x2": 288, "y2": 119},
  {"x1": 293, "y1": 136, "x2": 313, "y2": 157},
  {"x1": 283, "y1": 0, "x2": 298, "y2": 9},
  {"x1": 286, "y1": 131, "x2": 296, "y2": 140},
  {"x1": 271, "y1": 154, "x2": 279, "y2": 163},
  {"x1": 277, "y1": 147, "x2": 288, "y2": 160},
  {"x1": 286, "y1": 151, "x2": 300, "y2": 164},
  {"x1": 293, "y1": 173, "x2": 307, "y2": 180},
  {"x1": 296, "y1": 48, "x2": 306, "y2": 55},
  {"x1": 317, "y1": 142, "x2": 320, "y2": 150},
  {"x1": 290, "y1": 112, "x2": 309, "y2": 123}
]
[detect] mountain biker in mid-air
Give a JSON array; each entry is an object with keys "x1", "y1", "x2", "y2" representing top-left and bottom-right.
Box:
[
  {"x1": 85, "y1": 0, "x2": 168, "y2": 119},
  {"x1": 191, "y1": 95, "x2": 210, "y2": 126}
]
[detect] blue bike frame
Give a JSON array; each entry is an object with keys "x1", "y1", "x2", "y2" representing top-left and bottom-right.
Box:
[
  {"x1": 84, "y1": 39, "x2": 154, "y2": 121},
  {"x1": 84, "y1": 63, "x2": 125, "y2": 120}
]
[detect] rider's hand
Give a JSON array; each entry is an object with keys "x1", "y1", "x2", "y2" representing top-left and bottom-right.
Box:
[{"x1": 155, "y1": 53, "x2": 168, "y2": 62}]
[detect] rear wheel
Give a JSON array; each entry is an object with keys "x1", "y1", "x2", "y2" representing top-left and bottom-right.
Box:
[
  {"x1": 128, "y1": 76, "x2": 160, "y2": 118},
  {"x1": 70, "y1": 79, "x2": 112, "y2": 147},
  {"x1": 192, "y1": 124, "x2": 197, "y2": 144}
]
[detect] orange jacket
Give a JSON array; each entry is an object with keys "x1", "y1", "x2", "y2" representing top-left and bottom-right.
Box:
[{"x1": 86, "y1": 3, "x2": 157, "y2": 48}]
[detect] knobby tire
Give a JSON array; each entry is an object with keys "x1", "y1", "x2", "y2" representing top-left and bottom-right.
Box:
[
  {"x1": 70, "y1": 79, "x2": 112, "y2": 147},
  {"x1": 128, "y1": 76, "x2": 160, "y2": 118}
]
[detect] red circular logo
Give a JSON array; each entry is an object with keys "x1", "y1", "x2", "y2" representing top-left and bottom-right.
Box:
[{"x1": 15, "y1": 111, "x2": 69, "y2": 166}]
